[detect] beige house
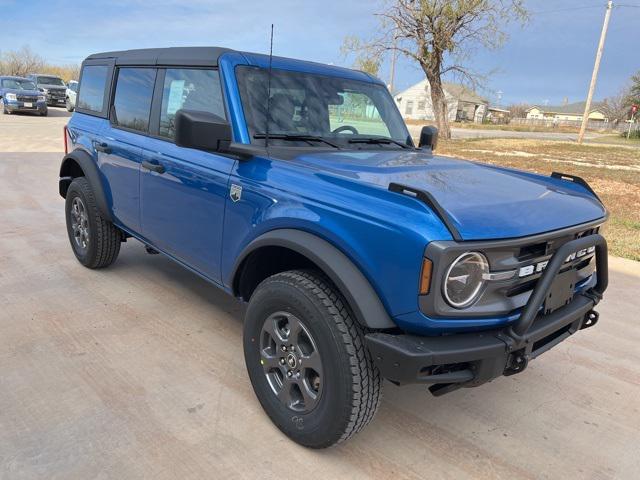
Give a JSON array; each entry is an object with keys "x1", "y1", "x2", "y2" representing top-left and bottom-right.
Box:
[
  {"x1": 394, "y1": 79, "x2": 488, "y2": 123},
  {"x1": 525, "y1": 102, "x2": 608, "y2": 122}
]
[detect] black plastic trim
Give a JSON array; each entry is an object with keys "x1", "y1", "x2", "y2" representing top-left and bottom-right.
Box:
[
  {"x1": 551, "y1": 171, "x2": 603, "y2": 204},
  {"x1": 230, "y1": 229, "x2": 396, "y2": 329},
  {"x1": 59, "y1": 150, "x2": 113, "y2": 222},
  {"x1": 366, "y1": 292, "x2": 596, "y2": 387},
  {"x1": 388, "y1": 183, "x2": 462, "y2": 241}
]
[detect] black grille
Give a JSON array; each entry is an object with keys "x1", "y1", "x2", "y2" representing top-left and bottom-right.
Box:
[{"x1": 17, "y1": 95, "x2": 38, "y2": 102}]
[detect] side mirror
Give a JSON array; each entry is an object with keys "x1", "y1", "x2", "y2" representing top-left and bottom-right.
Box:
[
  {"x1": 174, "y1": 110, "x2": 231, "y2": 152},
  {"x1": 418, "y1": 125, "x2": 438, "y2": 150}
]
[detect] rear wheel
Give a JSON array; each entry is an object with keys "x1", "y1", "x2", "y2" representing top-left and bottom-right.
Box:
[
  {"x1": 65, "y1": 177, "x2": 121, "y2": 268},
  {"x1": 243, "y1": 270, "x2": 382, "y2": 448}
]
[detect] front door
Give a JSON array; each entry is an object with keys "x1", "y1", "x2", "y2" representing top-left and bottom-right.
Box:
[{"x1": 140, "y1": 68, "x2": 234, "y2": 282}]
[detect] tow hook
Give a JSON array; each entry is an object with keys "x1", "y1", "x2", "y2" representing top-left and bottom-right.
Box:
[
  {"x1": 504, "y1": 351, "x2": 529, "y2": 376},
  {"x1": 581, "y1": 310, "x2": 599, "y2": 330}
]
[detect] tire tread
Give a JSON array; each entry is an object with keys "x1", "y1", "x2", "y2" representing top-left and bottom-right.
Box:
[{"x1": 263, "y1": 270, "x2": 382, "y2": 445}]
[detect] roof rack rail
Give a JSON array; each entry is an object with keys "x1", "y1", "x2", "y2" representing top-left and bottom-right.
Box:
[
  {"x1": 550, "y1": 172, "x2": 602, "y2": 204},
  {"x1": 388, "y1": 183, "x2": 462, "y2": 241}
]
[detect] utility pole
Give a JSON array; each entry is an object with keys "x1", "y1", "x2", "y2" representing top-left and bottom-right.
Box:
[
  {"x1": 388, "y1": 32, "x2": 398, "y2": 94},
  {"x1": 578, "y1": 0, "x2": 613, "y2": 144}
]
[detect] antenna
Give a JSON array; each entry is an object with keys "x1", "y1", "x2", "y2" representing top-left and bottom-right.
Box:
[{"x1": 265, "y1": 24, "x2": 274, "y2": 151}]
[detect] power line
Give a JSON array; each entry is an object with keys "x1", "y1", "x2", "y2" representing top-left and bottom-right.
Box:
[{"x1": 530, "y1": 4, "x2": 607, "y2": 15}]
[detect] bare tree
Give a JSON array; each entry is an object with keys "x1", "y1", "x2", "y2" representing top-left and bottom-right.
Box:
[
  {"x1": 602, "y1": 88, "x2": 632, "y2": 124},
  {"x1": 345, "y1": 1, "x2": 527, "y2": 138},
  {"x1": 628, "y1": 70, "x2": 640, "y2": 106},
  {"x1": 341, "y1": 36, "x2": 381, "y2": 77},
  {"x1": 506, "y1": 102, "x2": 530, "y2": 119},
  {"x1": 0, "y1": 45, "x2": 45, "y2": 77}
]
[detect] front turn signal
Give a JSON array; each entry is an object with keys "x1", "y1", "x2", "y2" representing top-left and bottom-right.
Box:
[{"x1": 419, "y1": 258, "x2": 433, "y2": 295}]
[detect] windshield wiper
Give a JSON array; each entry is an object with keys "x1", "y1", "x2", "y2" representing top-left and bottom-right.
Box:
[
  {"x1": 254, "y1": 133, "x2": 341, "y2": 149},
  {"x1": 347, "y1": 137, "x2": 411, "y2": 149}
]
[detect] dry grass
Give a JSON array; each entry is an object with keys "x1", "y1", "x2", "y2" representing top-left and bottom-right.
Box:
[{"x1": 436, "y1": 138, "x2": 640, "y2": 261}]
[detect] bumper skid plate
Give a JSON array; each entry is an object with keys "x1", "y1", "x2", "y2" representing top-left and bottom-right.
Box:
[{"x1": 366, "y1": 234, "x2": 608, "y2": 396}]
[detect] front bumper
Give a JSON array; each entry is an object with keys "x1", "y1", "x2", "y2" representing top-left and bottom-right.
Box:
[
  {"x1": 366, "y1": 234, "x2": 608, "y2": 395},
  {"x1": 6, "y1": 101, "x2": 47, "y2": 112},
  {"x1": 45, "y1": 94, "x2": 66, "y2": 106}
]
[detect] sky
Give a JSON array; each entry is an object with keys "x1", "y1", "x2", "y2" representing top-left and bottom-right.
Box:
[{"x1": 1, "y1": 0, "x2": 638, "y2": 106}]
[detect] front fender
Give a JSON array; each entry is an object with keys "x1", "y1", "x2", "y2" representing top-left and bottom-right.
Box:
[{"x1": 230, "y1": 229, "x2": 396, "y2": 330}]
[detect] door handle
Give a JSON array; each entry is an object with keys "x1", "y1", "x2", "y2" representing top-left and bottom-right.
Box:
[
  {"x1": 94, "y1": 142, "x2": 112, "y2": 154},
  {"x1": 142, "y1": 159, "x2": 166, "y2": 174}
]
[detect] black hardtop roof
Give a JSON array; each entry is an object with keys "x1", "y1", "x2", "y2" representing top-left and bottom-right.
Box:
[{"x1": 85, "y1": 46, "x2": 234, "y2": 67}]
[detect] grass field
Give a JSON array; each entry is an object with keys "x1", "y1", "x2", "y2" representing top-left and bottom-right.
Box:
[{"x1": 436, "y1": 138, "x2": 640, "y2": 261}]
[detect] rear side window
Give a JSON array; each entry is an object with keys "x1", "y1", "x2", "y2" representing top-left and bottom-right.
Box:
[
  {"x1": 158, "y1": 69, "x2": 225, "y2": 139},
  {"x1": 112, "y1": 68, "x2": 156, "y2": 132},
  {"x1": 77, "y1": 65, "x2": 109, "y2": 112}
]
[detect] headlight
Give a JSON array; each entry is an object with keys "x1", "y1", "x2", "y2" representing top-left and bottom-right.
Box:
[
  {"x1": 38, "y1": 95, "x2": 46, "y2": 102},
  {"x1": 443, "y1": 252, "x2": 488, "y2": 308},
  {"x1": 5, "y1": 93, "x2": 17, "y2": 101},
  {"x1": 40, "y1": 88, "x2": 48, "y2": 93}
]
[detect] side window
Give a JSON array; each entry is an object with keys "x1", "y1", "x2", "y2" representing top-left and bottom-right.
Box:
[
  {"x1": 112, "y1": 68, "x2": 156, "y2": 132},
  {"x1": 158, "y1": 68, "x2": 225, "y2": 139},
  {"x1": 77, "y1": 65, "x2": 109, "y2": 112}
]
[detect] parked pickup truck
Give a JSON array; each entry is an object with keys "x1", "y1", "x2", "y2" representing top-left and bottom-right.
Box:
[
  {"x1": 59, "y1": 47, "x2": 608, "y2": 448},
  {"x1": 27, "y1": 73, "x2": 67, "y2": 106}
]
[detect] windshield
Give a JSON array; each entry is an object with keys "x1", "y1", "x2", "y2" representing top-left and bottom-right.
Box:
[
  {"x1": 37, "y1": 76, "x2": 65, "y2": 86},
  {"x1": 236, "y1": 66, "x2": 412, "y2": 148},
  {"x1": 2, "y1": 79, "x2": 37, "y2": 90}
]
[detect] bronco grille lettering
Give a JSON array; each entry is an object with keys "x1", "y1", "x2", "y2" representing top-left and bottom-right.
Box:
[{"x1": 518, "y1": 246, "x2": 595, "y2": 278}]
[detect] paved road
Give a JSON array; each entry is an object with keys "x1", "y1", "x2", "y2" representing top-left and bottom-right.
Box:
[{"x1": 1, "y1": 114, "x2": 639, "y2": 479}]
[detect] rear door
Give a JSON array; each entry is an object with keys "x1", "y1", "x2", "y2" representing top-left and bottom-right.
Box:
[
  {"x1": 98, "y1": 67, "x2": 157, "y2": 233},
  {"x1": 140, "y1": 67, "x2": 234, "y2": 282}
]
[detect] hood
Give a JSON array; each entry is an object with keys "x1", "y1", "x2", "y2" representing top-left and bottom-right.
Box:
[
  {"x1": 289, "y1": 149, "x2": 606, "y2": 240},
  {"x1": 39, "y1": 84, "x2": 66, "y2": 91},
  {"x1": 3, "y1": 87, "x2": 41, "y2": 96}
]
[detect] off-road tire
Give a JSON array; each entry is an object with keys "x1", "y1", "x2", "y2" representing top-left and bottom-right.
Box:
[
  {"x1": 243, "y1": 269, "x2": 382, "y2": 448},
  {"x1": 65, "y1": 177, "x2": 121, "y2": 268}
]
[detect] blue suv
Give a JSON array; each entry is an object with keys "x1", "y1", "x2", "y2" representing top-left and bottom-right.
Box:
[
  {"x1": 59, "y1": 47, "x2": 608, "y2": 448},
  {"x1": 0, "y1": 76, "x2": 48, "y2": 115}
]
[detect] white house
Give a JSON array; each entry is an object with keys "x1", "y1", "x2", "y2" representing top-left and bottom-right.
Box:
[
  {"x1": 525, "y1": 102, "x2": 608, "y2": 122},
  {"x1": 393, "y1": 79, "x2": 488, "y2": 123}
]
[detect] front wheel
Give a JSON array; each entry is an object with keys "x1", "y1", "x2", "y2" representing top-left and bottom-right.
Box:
[
  {"x1": 66, "y1": 99, "x2": 74, "y2": 112},
  {"x1": 243, "y1": 270, "x2": 382, "y2": 448}
]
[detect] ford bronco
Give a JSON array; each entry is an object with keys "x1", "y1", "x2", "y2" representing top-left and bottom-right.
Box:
[{"x1": 59, "y1": 47, "x2": 608, "y2": 448}]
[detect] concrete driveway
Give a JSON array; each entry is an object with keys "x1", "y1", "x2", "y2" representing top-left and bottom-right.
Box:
[{"x1": 1, "y1": 110, "x2": 639, "y2": 479}]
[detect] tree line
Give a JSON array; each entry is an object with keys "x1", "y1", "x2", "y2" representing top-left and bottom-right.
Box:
[{"x1": 0, "y1": 46, "x2": 80, "y2": 82}]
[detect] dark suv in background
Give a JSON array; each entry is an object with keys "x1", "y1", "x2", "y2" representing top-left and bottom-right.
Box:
[{"x1": 27, "y1": 73, "x2": 67, "y2": 106}]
